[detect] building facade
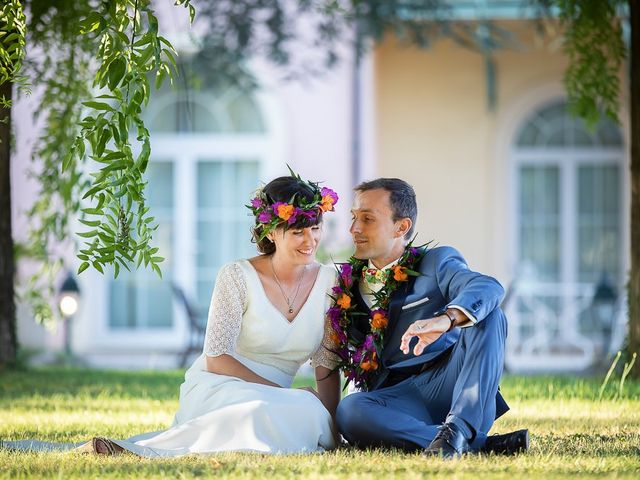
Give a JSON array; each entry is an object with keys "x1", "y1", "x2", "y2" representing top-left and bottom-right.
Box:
[{"x1": 13, "y1": 2, "x2": 629, "y2": 372}]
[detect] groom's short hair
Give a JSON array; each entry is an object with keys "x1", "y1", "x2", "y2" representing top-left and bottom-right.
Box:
[{"x1": 354, "y1": 178, "x2": 417, "y2": 239}]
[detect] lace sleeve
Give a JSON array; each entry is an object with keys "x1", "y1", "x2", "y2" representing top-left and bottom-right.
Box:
[
  {"x1": 310, "y1": 314, "x2": 341, "y2": 370},
  {"x1": 203, "y1": 262, "x2": 248, "y2": 357},
  {"x1": 310, "y1": 268, "x2": 341, "y2": 370}
]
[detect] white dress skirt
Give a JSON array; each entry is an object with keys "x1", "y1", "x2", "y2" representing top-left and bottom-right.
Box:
[{"x1": 3, "y1": 260, "x2": 340, "y2": 457}]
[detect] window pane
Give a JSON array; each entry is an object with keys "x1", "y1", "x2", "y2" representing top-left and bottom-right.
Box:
[
  {"x1": 109, "y1": 162, "x2": 174, "y2": 329},
  {"x1": 518, "y1": 166, "x2": 560, "y2": 281},
  {"x1": 515, "y1": 100, "x2": 623, "y2": 149},
  {"x1": 577, "y1": 165, "x2": 621, "y2": 283},
  {"x1": 196, "y1": 160, "x2": 259, "y2": 310}
]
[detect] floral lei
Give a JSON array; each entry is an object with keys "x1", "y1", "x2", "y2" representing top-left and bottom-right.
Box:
[
  {"x1": 327, "y1": 242, "x2": 426, "y2": 391},
  {"x1": 246, "y1": 167, "x2": 338, "y2": 241}
]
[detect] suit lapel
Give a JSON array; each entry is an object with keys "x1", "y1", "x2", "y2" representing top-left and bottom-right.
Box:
[
  {"x1": 350, "y1": 279, "x2": 372, "y2": 335},
  {"x1": 382, "y1": 275, "x2": 415, "y2": 354}
]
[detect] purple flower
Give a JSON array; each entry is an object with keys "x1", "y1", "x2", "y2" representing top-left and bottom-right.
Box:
[
  {"x1": 258, "y1": 211, "x2": 272, "y2": 223},
  {"x1": 327, "y1": 306, "x2": 342, "y2": 322},
  {"x1": 363, "y1": 334, "x2": 375, "y2": 351},
  {"x1": 353, "y1": 347, "x2": 364, "y2": 364},
  {"x1": 332, "y1": 285, "x2": 343, "y2": 296},
  {"x1": 250, "y1": 197, "x2": 263, "y2": 209},
  {"x1": 410, "y1": 247, "x2": 419, "y2": 256},
  {"x1": 330, "y1": 317, "x2": 341, "y2": 333},
  {"x1": 321, "y1": 187, "x2": 339, "y2": 204},
  {"x1": 340, "y1": 263, "x2": 353, "y2": 287},
  {"x1": 299, "y1": 209, "x2": 317, "y2": 221},
  {"x1": 287, "y1": 207, "x2": 302, "y2": 225}
]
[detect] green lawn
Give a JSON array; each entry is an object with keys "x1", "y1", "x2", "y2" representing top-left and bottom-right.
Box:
[{"x1": 1, "y1": 367, "x2": 639, "y2": 479}]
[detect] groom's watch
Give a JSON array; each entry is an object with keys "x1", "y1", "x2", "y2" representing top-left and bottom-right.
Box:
[{"x1": 444, "y1": 310, "x2": 457, "y2": 332}]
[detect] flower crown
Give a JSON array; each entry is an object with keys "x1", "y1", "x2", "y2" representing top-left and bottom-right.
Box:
[{"x1": 247, "y1": 168, "x2": 338, "y2": 241}]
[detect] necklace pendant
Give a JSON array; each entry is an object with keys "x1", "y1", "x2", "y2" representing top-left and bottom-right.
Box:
[{"x1": 288, "y1": 307, "x2": 294, "y2": 314}]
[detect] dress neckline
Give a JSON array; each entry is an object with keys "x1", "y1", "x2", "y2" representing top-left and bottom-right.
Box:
[{"x1": 241, "y1": 259, "x2": 325, "y2": 325}]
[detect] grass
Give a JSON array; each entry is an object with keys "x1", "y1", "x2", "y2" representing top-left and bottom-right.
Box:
[{"x1": 1, "y1": 367, "x2": 639, "y2": 479}]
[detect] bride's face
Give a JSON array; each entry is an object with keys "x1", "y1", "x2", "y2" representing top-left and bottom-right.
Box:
[{"x1": 269, "y1": 224, "x2": 323, "y2": 264}]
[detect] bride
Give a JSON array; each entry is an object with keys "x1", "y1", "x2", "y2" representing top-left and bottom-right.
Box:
[{"x1": 7, "y1": 173, "x2": 342, "y2": 457}]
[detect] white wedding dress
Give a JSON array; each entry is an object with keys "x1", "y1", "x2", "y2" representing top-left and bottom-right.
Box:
[{"x1": 3, "y1": 260, "x2": 339, "y2": 457}]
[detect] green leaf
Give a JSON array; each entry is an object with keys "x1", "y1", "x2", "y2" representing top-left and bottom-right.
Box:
[
  {"x1": 81, "y1": 207, "x2": 103, "y2": 215},
  {"x1": 155, "y1": 66, "x2": 167, "y2": 89},
  {"x1": 78, "y1": 12, "x2": 102, "y2": 34},
  {"x1": 62, "y1": 148, "x2": 75, "y2": 172},
  {"x1": 114, "y1": 261, "x2": 120, "y2": 279},
  {"x1": 77, "y1": 262, "x2": 90, "y2": 275},
  {"x1": 102, "y1": 159, "x2": 129, "y2": 172},
  {"x1": 82, "y1": 101, "x2": 114, "y2": 111},
  {"x1": 92, "y1": 260, "x2": 104, "y2": 274},
  {"x1": 81, "y1": 184, "x2": 103, "y2": 200},
  {"x1": 151, "y1": 263, "x2": 163, "y2": 278},
  {"x1": 108, "y1": 57, "x2": 126, "y2": 91},
  {"x1": 77, "y1": 230, "x2": 99, "y2": 238},
  {"x1": 79, "y1": 218, "x2": 102, "y2": 228}
]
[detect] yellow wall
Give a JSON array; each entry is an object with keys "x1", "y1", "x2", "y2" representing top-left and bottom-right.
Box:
[{"x1": 374, "y1": 21, "x2": 575, "y2": 281}]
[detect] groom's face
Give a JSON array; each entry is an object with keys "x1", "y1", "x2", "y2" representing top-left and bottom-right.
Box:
[{"x1": 350, "y1": 188, "x2": 406, "y2": 266}]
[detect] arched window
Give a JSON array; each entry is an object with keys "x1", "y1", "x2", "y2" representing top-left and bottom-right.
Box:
[
  {"x1": 508, "y1": 99, "x2": 625, "y2": 371},
  {"x1": 108, "y1": 65, "x2": 269, "y2": 337}
]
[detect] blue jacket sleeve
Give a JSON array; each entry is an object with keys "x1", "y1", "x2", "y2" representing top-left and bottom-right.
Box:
[{"x1": 433, "y1": 246, "x2": 505, "y2": 324}]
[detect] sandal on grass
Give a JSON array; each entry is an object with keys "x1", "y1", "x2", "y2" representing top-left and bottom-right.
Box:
[{"x1": 92, "y1": 437, "x2": 125, "y2": 455}]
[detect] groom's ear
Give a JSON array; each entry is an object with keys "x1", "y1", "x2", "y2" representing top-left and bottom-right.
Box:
[{"x1": 394, "y1": 218, "x2": 412, "y2": 238}]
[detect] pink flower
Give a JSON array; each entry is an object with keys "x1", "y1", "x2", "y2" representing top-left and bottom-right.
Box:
[{"x1": 250, "y1": 197, "x2": 263, "y2": 209}]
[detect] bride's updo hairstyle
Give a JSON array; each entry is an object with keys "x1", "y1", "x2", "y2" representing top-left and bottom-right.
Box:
[{"x1": 247, "y1": 173, "x2": 339, "y2": 255}]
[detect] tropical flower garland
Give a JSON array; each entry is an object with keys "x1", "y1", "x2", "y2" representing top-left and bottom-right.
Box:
[
  {"x1": 246, "y1": 167, "x2": 338, "y2": 241},
  {"x1": 327, "y1": 243, "x2": 426, "y2": 391}
]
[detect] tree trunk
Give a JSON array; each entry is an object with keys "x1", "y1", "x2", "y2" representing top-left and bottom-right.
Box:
[
  {"x1": 629, "y1": 0, "x2": 640, "y2": 377},
  {"x1": 0, "y1": 79, "x2": 17, "y2": 366}
]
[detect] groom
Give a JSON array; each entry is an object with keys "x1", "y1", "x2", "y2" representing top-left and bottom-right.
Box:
[{"x1": 334, "y1": 178, "x2": 528, "y2": 458}]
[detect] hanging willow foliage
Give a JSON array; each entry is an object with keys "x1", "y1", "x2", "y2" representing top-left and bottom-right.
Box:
[{"x1": 14, "y1": 0, "x2": 194, "y2": 324}]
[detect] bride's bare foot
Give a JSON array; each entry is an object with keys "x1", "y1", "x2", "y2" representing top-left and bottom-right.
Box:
[{"x1": 92, "y1": 437, "x2": 124, "y2": 455}]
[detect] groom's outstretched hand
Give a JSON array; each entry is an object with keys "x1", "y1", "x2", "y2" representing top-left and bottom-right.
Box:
[{"x1": 400, "y1": 315, "x2": 451, "y2": 356}]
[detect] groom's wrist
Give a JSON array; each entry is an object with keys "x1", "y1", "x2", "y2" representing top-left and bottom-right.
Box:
[{"x1": 444, "y1": 309, "x2": 458, "y2": 331}]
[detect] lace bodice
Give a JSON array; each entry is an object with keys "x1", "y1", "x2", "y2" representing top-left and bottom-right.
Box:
[{"x1": 203, "y1": 260, "x2": 340, "y2": 373}]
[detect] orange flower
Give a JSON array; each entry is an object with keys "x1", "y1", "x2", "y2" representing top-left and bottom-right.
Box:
[
  {"x1": 276, "y1": 204, "x2": 295, "y2": 221},
  {"x1": 393, "y1": 265, "x2": 408, "y2": 281},
  {"x1": 319, "y1": 195, "x2": 335, "y2": 212},
  {"x1": 336, "y1": 293, "x2": 351, "y2": 310},
  {"x1": 370, "y1": 312, "x2": 388, "y2": 330},
  {"x1": 361, "y1": 352, "x2": 379, "y2": 371},
  {"x1": 330, "y1": 331, "x2": 342, "y2": 344}
]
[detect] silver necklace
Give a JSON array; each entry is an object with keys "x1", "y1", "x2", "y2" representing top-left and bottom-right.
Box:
[{"x1": 270, "y1": 256, "x2": 307, "y2": 314}]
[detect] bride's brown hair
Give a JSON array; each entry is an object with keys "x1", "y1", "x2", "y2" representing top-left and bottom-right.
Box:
[{"x1": 252, "y1": 176, "x2": 323, "y2": 254}]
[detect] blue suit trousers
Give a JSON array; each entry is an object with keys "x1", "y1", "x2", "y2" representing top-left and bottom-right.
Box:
[{"x1": 336, "y1": 309, "x2": 507, "y2": 451}]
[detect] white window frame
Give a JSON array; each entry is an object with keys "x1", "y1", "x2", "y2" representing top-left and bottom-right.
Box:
[{"x1": 74, "y1": 86, "x2": 286, "y2": 355}]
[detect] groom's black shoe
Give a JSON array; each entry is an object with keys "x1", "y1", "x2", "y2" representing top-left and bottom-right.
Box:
[
  {"x1": 423, "y1": 422, "x2": 469, "y2": 459},
  {"x1": 481, "y1": 429, "x2": 529, "y2": 455}
]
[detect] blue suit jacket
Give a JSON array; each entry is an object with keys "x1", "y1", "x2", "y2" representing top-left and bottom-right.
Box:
[{"x1": 350, "y1": 246, "x2": 509, "y2": 417}]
